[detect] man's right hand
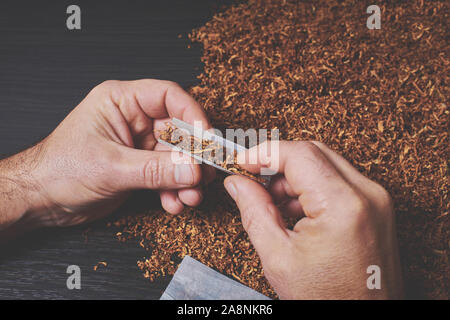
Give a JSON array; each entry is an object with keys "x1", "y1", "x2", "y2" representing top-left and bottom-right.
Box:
[{"x1": 224, "y1": 141, "x2": 403, "y2": 299}]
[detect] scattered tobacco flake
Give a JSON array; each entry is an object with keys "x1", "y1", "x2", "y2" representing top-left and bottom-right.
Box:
[
  {"x1": 115, "y1": 0, "x2": 448, "y2": 299},
  {"x1": 93, "y1": 261, "x2": 108, "y2": 271},
  {"x1": 159, "y1": 123, "x2": 267, "y2": 184}
]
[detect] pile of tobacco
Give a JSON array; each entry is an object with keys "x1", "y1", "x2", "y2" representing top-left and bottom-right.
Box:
[{"x1": 114, "y1": 0, "x2": 448, "y2": 299}]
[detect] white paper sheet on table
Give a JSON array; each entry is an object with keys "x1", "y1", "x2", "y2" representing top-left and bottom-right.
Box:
[{"x1": 160, "y1": 255, "x2": 270, "y2": 300}]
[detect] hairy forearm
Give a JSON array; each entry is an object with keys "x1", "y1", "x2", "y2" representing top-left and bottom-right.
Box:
[{"x1": 0, "y1": 143, "x2": 47, "y2": 235}]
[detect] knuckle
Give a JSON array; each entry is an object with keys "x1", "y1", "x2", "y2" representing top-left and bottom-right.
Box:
[
  {"x1": 89, "y1": 80, "x2": 121, "y2": 97},
  {"x1": 310, "y1": 140, "x2": 326, "y2": 149},
  {"x1": 350, "y1": 192, "x2": 370, "y2": 213},
  {"x1": 294, "y1": 141, "x2": 334, "y2": 177},
  {"x1": 295, "y1": 141, "x2": 321, "y2": 155},
  {"x1": 295, "y1": 141, "x2": 327, "y2": 165},
  {"x1": 190, "y1": 165, "x2": 202, "y2": 186},
  {"x1": 345, "y1": 191, "x2": 371, "y2": 226},
  {"x1": 240, "y1": 205, "x2": 259, "y2": 235},
  {"x1": 373, "y1": 183, "x2": 393, "y2": 211},
  {"x1": 240, "y1": 202, "x2": 278, "y2": 239},
  {"x1": 97, "y1": 80, "x2": 120, "y2": 91},
  {"x1": 163, "y1": 80, "x2": 181, "y2": 89},
  {"x1": 100, "y1": 79, "x2": 120, "y2": 87},
  {"x1": 143, "y1": 158, "x2": 163, "y2": 188}
]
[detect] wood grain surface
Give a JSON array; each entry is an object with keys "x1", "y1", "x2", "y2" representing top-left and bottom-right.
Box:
[{"x1": 0, "y1": 0, "x2": 231, "y2": 299}]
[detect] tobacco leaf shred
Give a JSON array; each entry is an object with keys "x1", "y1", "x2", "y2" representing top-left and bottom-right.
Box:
[
  {"x1": 114, "y1": 0, "x2": 448, "y2": 299},
  {"x1": 159, "y1": 124, "x2": 267, "y2": 184}
]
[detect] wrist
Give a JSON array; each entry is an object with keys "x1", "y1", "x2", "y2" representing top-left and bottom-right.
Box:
[{"x1": 0, "y1": 143, "x2": 50, "y2": 232}]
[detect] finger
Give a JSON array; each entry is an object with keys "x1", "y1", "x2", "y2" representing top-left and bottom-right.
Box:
[
  {"x1": 116, "y1": 145, "x2": 202, "y2": 190},
  {"x1": 268, "y1": 175, "x2": 297, "y2": 204},
  {"x1": 154, "y1": 144, "x2": 185, "y2": 213},
  {"x1": 310, "y1": 141, "x2": 389, "y2": 205},
  {"x1": 154, "y1": 140, "x2": 199, "y2": 166},
  {"x1": 224, "y1": 175, "x2": 288, "y2": 262},
  {"x1": 155, "y1": 140, "x2": 199, "y2": 206},
  {"x1": 178, "y1": 187, "x2": 203, "y2": 207},
  {"x1": 160, "y1": 190, "x2": 184, "y2": 214},
  {"x1": 278, "y1": 198, "x2": 305, "y2": 219},
  {"x1": 90, "y1": 80, "x2": 211, "y2": 150},
  {"x1": 310, "y1": 141, "x2": 372, "y2": 187},
  {"x1": 155, "y1": 135, "x2": 210, "y2": 205},
  {"x1": 155, "y1": 135, "x2": 216, "y2": 185},
  {"x1": 154, "y1": 141, "x2": 174, "y2": 152},
  {"x1": 268, "y1": 176, "x2": 304, "y2": 218},
  {"x1": 237, "y1": 141, "x2": 354, "y2": 218},
  {"x1": 114, "y1": 79, "x2": 211, "y2": 128}
]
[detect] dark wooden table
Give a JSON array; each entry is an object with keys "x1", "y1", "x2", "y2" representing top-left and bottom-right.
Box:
[{"x1": 0, "y1": 0, "x2": 230, "y2": 299}]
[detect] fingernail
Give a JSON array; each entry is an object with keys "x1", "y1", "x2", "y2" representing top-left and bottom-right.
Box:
[
  {"x1": 175, "y1": 164, "x2": 194, "y2": 185},
  {"x1": 224, "y1": 180, "x2": 237, "y2": 200}
]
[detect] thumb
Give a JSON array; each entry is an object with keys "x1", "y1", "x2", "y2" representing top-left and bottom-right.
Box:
[
  {"x1": 116, "y1": 146, "x2": 202, "y2": 190},
  {"x1": 224, "y1": 175, "x2": 288, "y2": 262}
]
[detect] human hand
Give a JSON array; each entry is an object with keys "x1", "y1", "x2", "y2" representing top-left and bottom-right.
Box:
[
  {"x1": 0, "y1": 80, "x2": 214, "y2": 230},
  {"x1": 224, "y1": 141, "x2": 403, "y2": 299}
]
